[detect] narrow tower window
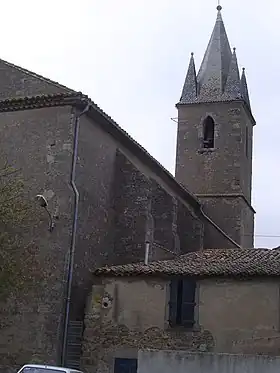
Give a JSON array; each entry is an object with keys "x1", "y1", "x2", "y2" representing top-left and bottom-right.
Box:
[
  {"x1": 245, "y1": 125, "x2": 249, "y2": 157},
  {"x1": 202, "y1": 116, "x2": 215, "y2": 148}
]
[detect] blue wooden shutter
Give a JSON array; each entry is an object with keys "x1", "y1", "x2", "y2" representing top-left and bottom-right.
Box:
[
  {"x1": 114, "y1": 358, "x2": 138, "y2": 373},
  {"x1": 169, "y1": 279, "x2": 178, "y2": 326},
  {"x1": 181, "y1": 278, "x2": 196, "y2": 328}
]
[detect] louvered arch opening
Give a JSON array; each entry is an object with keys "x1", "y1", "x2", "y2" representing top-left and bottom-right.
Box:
[{"x1": 202, "y1": 116, "x2": 215, "y2": 148}]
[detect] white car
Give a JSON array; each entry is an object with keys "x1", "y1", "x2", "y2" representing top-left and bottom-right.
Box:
[{"x1": 16, "y1": 364, "x2": 85, "y2": 373}]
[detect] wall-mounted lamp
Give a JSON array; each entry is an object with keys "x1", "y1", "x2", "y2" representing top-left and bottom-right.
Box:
[{"x1": 35, "y1": 194, "x2": 55, "y2": 232}]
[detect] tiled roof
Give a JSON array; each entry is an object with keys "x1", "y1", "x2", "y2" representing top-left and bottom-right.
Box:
[{"x1": 94, "y1": 248, "x2": 280, "y2": 277}]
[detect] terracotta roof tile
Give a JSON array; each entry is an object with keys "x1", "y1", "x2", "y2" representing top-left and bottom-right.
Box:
[{"x1": 94, "y1": 248, "x2": 280, "y2": 277}]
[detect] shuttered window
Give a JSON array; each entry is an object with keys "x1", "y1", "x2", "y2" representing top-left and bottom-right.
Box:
[{"x1": 169, "y1": 277, "x2": 196, "y2": 328}]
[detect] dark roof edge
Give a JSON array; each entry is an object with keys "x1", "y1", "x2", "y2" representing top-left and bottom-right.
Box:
[
  {"x1": 93, "y1": 270, "x2": 280, "y2": 279},
  {"x1": 176, "y1": 99, "x2": 256, "y2": 125},
  {"x1": 0, "y1": 93, "x2": 201, "y2": 210}
]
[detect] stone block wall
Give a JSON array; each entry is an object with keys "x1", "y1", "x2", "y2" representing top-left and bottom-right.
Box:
[
  {"x1": 0, "y1": 104, "x2": 203, "y2": 370},
  {"x1": 113, "y1": 150, "x2": 152, "y2": 264},
  {"x1": 201, "y1": 196, "x2": 254, "y2": 248},
  {"x1": 81, "y1": 277, "x2": 213, "y2": 373},
  {"x1": 177, "y1": 200, "x2": 203, "y2": 253},
  {"x1": 175, "y1": 100, "x2": 255, "y2": 247},
  {"x1": 0, "y1": 60, "x2": 69, "y2": 101},
  {"x1": 112, "y1": 150, "x2": 203, "y2": 263},
  {"x1": 0, "y1": 106, "x2": 74, "y2": 368},
  {"x1": 81, "y1": 276, "x2": 280, "y2": 372}
]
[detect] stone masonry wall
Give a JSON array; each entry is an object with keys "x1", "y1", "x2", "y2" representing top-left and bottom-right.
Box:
[
  {"x1": 81, "y1": 277, "x2": 214, "y2": 373},
  {"x1": 201, "y1": 196, "x2": 254, "y2": 248},
  {"x1": 68, "y1": 114, "x2": 118, "y2": 321},
  {"x1": 151, "y1": 179, "x2": 178, "y2": 252},
  {"x1": 0, "y1": 59, "x2": 204, "y2": 370},
  {"x1": 0, "y1": 60, "x2": 69, "y2": 100},
  {"x1": 0, "y1": 105, "x2": 203, "y2": 371},
  {"x1": 175, "y1": 101, "x2": 255, "y2": 247},
  {"x1": 177, "y1": 200, "x2": 203, "y2": 253},
  {"x1": 176, "y1": 101, "x2": 253, "y2": 198},
  {"x1": 0, "y1": 106, "x2": 74, "y2": 368},
  {"x1": 82, "y1": 276, "x2": 280, "y2": 372},
  {"x1": 0, "y1": 107, "x2": 120, "y2": 369},
  {"x1": 113, "y1": 150, "x2": 152, "y2": 264},
  {"x1": 112, "y1": 150, "x2": 203, "y2": 263}
]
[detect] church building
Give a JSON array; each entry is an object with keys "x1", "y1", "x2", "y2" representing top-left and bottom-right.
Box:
[{"x1": 0, "y1": 4, "x2": 258, "y2": 372}]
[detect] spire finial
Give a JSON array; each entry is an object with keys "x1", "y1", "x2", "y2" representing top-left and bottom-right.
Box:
[
  {"x1": 217, "y1": 0, "x2": 222, "y2": 11},
  {"x1": 191, "y1": 52, "x2": 194, "y2": 56}
]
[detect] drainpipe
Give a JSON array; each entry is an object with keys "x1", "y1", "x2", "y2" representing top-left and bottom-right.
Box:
[
  {"x1": 61, "y1": 102, "x2": 90, "y2": 367},
  {"x1": 144, "y1": 241, "x2": 150, "y2": 265}
]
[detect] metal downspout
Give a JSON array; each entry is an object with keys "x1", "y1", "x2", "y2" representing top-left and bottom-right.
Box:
[{"x1": 61, "y1": 102, "x2": 90, "y2": 366}]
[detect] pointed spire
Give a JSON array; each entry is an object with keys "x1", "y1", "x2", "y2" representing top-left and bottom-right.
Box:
[
  {"x1": 196, "y1": 5, "x2": 232, "y2": 100},
  {"x1": 240, "y1": 68, "x2": 251, "y2": 110},
  {"x1": 224, "y1": 47, "x2": 241, "y2": 99},
  {"x1": 177, "y1": 5, "x2": 253, "y2": 110},
  {"x1": 179, "y1": 52, "x2": 197, "y2": 103}
]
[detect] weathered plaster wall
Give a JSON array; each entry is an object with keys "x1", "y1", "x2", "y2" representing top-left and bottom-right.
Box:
[
  {"x1": 82, "y1": 276, "x2": 280, "y2": 372},
  {"x1": 199, "y1": 278, "x2": 280, "y2": 353},
  {"x1": 138, "y1": 350, "x2": 280, "y2": 373},
  {"x1": 81, "y1": 277, "x2": 214, "y2": 373}
]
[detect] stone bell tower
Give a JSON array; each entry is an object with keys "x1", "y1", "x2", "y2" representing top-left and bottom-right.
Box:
[{"x1": 175, "y1": 5, "x2": 255, "y2": 247}]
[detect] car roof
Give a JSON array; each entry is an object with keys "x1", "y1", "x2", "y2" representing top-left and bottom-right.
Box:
[{"x1": 21, "y1": 365, "x2": 82, "y2": 372}]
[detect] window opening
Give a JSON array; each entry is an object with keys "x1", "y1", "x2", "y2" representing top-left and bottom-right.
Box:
[
  {"x1": 245, "y1": 125, "x2": 249, "y2": 157},
  {"x1": 169, "y1": 278, "x2": 196, "y2": 328},
  {"x1": 202, "y1": 116, "x2": 215, "y2": 148}
]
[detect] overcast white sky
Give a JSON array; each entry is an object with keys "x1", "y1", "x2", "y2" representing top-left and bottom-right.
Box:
[{"x1": 3, "y1": 0, "x2": 279, "y2": 248}]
